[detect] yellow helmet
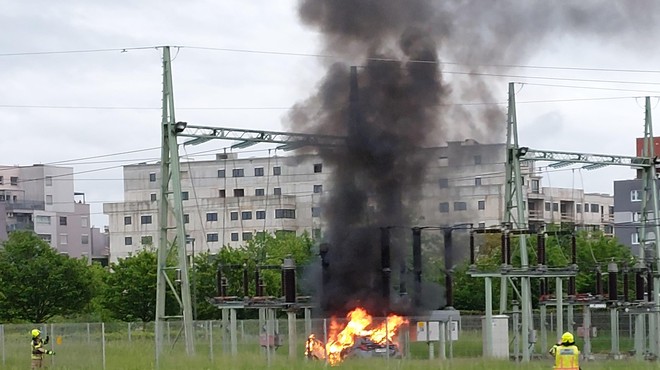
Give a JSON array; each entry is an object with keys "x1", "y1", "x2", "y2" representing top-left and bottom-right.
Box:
[
  {"x1": 31, "y1": 329, "x2": 40, "y2": 338},
  {"x1": 561, "y1": 332, "x2": 574, "y2": 343}
]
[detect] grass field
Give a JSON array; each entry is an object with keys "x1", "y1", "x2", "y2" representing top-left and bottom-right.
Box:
[
  {"x1": 0, "y1": 334, "x2": 652, "y2": 370},
  {"x1": 0, "y1": 323, "x2": 646, "y2": 370}
]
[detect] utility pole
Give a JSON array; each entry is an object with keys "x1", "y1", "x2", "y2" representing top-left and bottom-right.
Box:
[
  {"x1": 155, "y1": 46, "x2": 195, "y2": 366},
  {"x1": 640, "y1": 97, "x2": 660, "y2": 358},
  {"x1": 505, "y1": 82, "x2": 533, "y2": 361}
]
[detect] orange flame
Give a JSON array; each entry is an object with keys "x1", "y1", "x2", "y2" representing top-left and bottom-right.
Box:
[{"x1": 305, "y1": 307, "x2": 407, "y2": 365}]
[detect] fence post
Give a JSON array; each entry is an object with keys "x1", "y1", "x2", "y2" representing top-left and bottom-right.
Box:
[
  {"x1": 87, "y1": 323, "x2": 91, "y2": 343},
  {"x1": 102, "y1": 322, "x2": 107, "y2": 370},
  {"x1": 49, "y1": 324, "x2": 55, "y2": 368},
  {"x1": 128, "y1": 322, "x2": 132, "y2": 342},
  {"x1": 209, "y1": 320, "x2": 214, "y2": 364},
  {"x1": 1, "y1": 324, "x2": 5, "y2": 366}
]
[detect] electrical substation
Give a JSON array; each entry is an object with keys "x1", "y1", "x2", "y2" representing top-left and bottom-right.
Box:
[{"x1": 155, "y1": 45, "x2": 660, "y2": 365}]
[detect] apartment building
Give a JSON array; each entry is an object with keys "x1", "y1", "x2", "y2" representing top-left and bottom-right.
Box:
[
  {"x1": 612, "y1": 179, "x2": 659, "y2": 256},
  {"x1": 0, "y1": 164, "x2": 108, "y2": 262},
  {"x1": 104, "y1": 140, "x2": 615, "y2": 262}
]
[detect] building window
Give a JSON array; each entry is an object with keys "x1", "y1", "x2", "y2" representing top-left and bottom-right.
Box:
[
  {"x1": 552, "y1": 203, "x2": 559, "y2": 212},
  {"x1": 207, "y1": 233, "x2": 219, "y2": 242},
  {"x1": 631, "y1": 190, "x2": 641, "y2": 202},
  {"x1": 584, "y1": 203, "x2": 590, "y2": 212},
  {"x1": 140, "y1": 215, "x2": 152, "y2": 224},
  {"x1": 231, "y1": 233, "x2": 239, "y2": 242},
  {"x1": 275, "y1": 209, "x2": 296, "y2": 219},
  {"x1": 256, "y1": 210, "x2": 266, "y2": 220},
  {"x1": 255, "y1": 188, "x2": 265, "y2": 196},
  {"x1": 439, "y1": 202, "x2": 450, "y2": 213},
  {"x1": 531, "y1": 179, "x2": 540, "y2": 193},
  {"x1": 124, "y1": 237, "x2": 132, "y2": 245},
  {"x1": 60, "y1": 234, "x2": 68, "y2": 245},
  {"x1": 183, "y1": 214, "x2": 190, "y2": 224},
  {"x1": 314, "y1": 163, "x2": 323, "y2": 173},
  {"x1": 609, "y1": 206, "x2": 614, "y2": 215},
  {"x1": 124, "y1": 216, "x2": 132, "y2": 225},
  {"x1": 478, "y1": 200, "x2": 485, "y2": 210},
  {"x1": 242, "y1": 211, "x2": 252, "y2": 220},
  {"x1": 206, "y1": 212, "x2": 218, "y2": 222},
  {"x1": 439, "y1": 178, "x2": 449, "y2": 188},
  {"x1": 230, "y1": 212, "x2": 239, "y2": 221},
  {"x1": 274, "y1": 187, "x2": 282, "y2": 196},
  {"x1": 632, "y1": 232, "x2": 640, "y2": 245},
  {"x1": 0, "y1": 176, "x2": 3, "y2": 184},
  {"x1": 474, "y1": 155, "x2": 482, "y2": 165},
  {"x1": 150, "y1": 193, "x2": 157, "y2": 202},
  {"x1": 219, "y1": 189, "x2": 226, "y2": 198},
  {"x1": 454, "y1": 202, "x2": 467, "y2": 211},
  {"x1": 576, "y1": 204, "x2": 582, "y2": 213},
  {"x1": 590, "y1": 204, "x2": 599, "y2": 213},
  {"x1": 35, "y1": 215, "x2": 51, "y2": 224},
  {"x1": 633, "y1": 212, "x2": 642, "y2": 222},
  {"x1": 81, "y1": 217, "x2": 88, "y2": 228},
  {"x1": 45, "y1": 176, "x2": 53, "y2": 186},
  {"x1": 232, "y1": 168, "x2": 244, "y2": 177},
  {"x1": 141, "y1": 236, "x2": 153, "y2": 245},
  {"x1": 181, "y1": 191, "x2": 189, "y2": 201},
  {"x1": 474, "y1": 177, "x2": 482, "y2": 187},
  {"x1": 478, "y1": 222, "x2": 486, "y2": 229},
  {"x1": 312, "y1": 207, "x2": 321, "y2": 218},
  {"x1": 254, "y1": 167, "x2": 264, "y2": 177},
  {"x1": 273, "y1": 166, "x2": 281, "y2": 176},
  {"x1": 46, "y1": 195, "x2": 53, "y2": 205},
  {"x1": 242, "y1": 232, "x2": 253, "y2": 241},
  {"x1": 149, "y1": 173, "x2": 156, "y2": 182},
  {"x1": 313, "y1": 228, "x2": 322, "y2": 239},
  {"x1": 217, "y1": 169, "x2": 226, "y2": 178},
  {"x1": 59, "y1": 216, "x2": 68, "y2": 226},
  {"x1": 81, "y1": 235, "x2": 89, "y2": 244},
  {"x1": 313, "y1": 185, "x2": 323, "y2": 194},
  {"x1": 10, "y1": 177, "x2": 18, "y2": 185},
  {"x1": 234, "y1": 189, "x2": 245, "y2": 197}
]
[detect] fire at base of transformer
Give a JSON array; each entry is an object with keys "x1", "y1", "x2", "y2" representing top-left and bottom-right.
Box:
[{"x1": 304, "y1": 307, "x2": 407, "y2": 365}]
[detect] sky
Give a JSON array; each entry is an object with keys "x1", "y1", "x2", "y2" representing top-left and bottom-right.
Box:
[{"x1": 2, "y1": 1, "x2": 660, "y2": 227}]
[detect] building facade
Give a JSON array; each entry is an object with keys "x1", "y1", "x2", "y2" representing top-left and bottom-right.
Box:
[
  {"x1": 0, "y1": 164, "x2": 108, "y2": 262},
  {"x1": 104, "y1": 141, "x2": 614, "y2": 262},
  {"x1": 612, "y1": 179, "x2": 659, "y2": 256}
]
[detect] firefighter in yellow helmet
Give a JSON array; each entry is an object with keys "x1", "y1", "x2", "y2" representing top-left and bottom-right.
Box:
[
  {"x1": 30, "y1": 329, "x2": 54, "y2": 369},
  {"x1": 552, "y1": 331, "x2": 580, "y2": 370}
]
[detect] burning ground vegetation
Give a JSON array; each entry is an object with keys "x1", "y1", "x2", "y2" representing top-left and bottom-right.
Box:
[{"x1": 305, "y1": 307, "x2": 408, "y2": 365}]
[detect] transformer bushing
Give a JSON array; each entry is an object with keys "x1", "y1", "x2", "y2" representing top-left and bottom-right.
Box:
[{"x1": 282, "y1": 257, "x2": 296, "y2": 304}]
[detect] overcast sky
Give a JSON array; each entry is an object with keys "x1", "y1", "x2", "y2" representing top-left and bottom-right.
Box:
[{"x1": 2, "y1": 1, "x2": 660, "y2": 227}]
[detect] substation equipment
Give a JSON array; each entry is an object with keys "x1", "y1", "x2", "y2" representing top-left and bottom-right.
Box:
[
  {"x1": 316, "y1": 225, "x2": 463, "y2": 360},
  {"x1": 209, "y1": 257, "x2": 312, "y2": 361},
  {"x1": 468, "y1": 82, "x2": 660, "y2": 362}
]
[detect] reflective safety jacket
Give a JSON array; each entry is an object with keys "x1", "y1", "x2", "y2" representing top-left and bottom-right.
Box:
[
  {"x1": 554, "y1": 344, "x2": 580, "y2": 370},
  {"x1": 31, "y1": 338, "x2": 49, "y2": 360}
]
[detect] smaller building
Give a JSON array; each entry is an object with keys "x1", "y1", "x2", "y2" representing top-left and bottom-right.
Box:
[{"x1": 612, "y1": 179, "x2": 660, "y2": 256}]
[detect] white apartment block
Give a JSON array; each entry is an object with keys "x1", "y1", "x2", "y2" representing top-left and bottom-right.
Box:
[
  {"x1": 0, "y1": 164, "x2": 107, "y2": 262},
  {"x1": 103, "y1": 140, "x2": 614, "y2": 262}
]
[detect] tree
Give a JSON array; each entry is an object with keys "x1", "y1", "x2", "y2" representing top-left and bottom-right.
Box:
[
  {"x1": 0, "y1": 231, "x2": 95, "y2": 322},
  {"x1": 103, "y1": 249, "x2": 177, "y2": 322}
]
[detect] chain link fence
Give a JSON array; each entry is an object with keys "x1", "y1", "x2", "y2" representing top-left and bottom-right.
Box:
[{"x1": 0, "y1": 310, "x2": 643, "y2": 368}]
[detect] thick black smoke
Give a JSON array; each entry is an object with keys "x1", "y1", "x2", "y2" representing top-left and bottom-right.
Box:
[{"x1": 290, "y1": 0, "x2": 660, "y2": 315}]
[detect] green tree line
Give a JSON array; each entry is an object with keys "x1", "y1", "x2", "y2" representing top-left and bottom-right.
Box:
[{"x1": 0, "y1": 228, "x2": 637, "y2": 323}]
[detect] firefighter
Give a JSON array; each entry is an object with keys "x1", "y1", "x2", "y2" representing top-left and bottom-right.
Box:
[
  {"x1": 552, "y1": 331, "x2": 580, "y2": 370},
  {"x1": 30, "y1": 329, "x2": 54, "y2": 369}
]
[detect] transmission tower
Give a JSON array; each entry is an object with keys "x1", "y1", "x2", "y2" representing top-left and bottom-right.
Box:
[{"x1": 155, "y1": 46, "x2": 195, "y2": 364}]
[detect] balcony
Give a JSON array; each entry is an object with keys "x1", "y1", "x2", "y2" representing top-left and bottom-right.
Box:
[
  {"x1": 7, "y1": 221, "x2": 34, "y2": 232},
  {"x1": 560, "y1": 213, "x2": 575, "y2": 222},
  {"x1": 601, "y1": 214, "x2": 614, "y2": 223},
  {"x1": 528, "y1": 209, "x2": 543, "y2": 220},
  {"x1": 5, "y1": 201, "x2": 45, "y2": 211}
]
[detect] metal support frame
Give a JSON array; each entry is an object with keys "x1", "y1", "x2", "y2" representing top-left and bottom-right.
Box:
[
  {"x1": 155, "y1": 46, "x2": 195, "y2": 364},
  {"x1": 501, "y1": 83, "x2": 660, "y2": 361}
]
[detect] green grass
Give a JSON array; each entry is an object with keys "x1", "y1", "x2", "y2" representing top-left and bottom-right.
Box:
[{"x1": 0, "y1": 335, "x2": 655, "y2": 370}]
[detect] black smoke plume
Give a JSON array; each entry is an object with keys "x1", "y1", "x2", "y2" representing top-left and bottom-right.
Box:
[{"x1": 289, "y1": 0, "x2": 660, "y2": 315}]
